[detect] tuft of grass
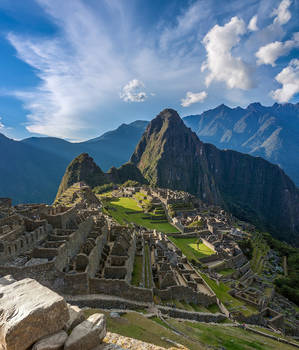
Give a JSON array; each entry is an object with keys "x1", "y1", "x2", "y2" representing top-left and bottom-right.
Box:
[{"x1": 131, "y1": 255, "x2": 143, "y2": 287}]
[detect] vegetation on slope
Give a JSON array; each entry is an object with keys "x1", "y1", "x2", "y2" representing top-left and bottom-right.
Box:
[
  {"x1": 84, "y1": 309, "x2": 297, "y2": 350},
  {"x1": 104, "y1": 196, "x2": 179, "y2": 234},
  {"x1": 168, "y1": 237, "x2": 214, "y2": 261}
]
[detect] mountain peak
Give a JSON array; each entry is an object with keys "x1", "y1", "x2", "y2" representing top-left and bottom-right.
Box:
[{"x1": 56, "y1": 153, "x2": 105, "y2": 198}]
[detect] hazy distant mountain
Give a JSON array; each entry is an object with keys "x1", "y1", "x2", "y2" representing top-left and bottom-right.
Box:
[
  {"x1": 0, "y1": 120, "x2": 148, "y2": 204},
  {"x1": 131, "y1": 109, "x2": 299, "y2": 243},
  {"x1": 0, "y1": 133, "x2": 67, "y2": 203},
  {"x1": 183, "y1": 102, "x2": 299, "y2": 186},
  {"x1": 22, "y1": 120, "x2": 148, "y2": 171}
]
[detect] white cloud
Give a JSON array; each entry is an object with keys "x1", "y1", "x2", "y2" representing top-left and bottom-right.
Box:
[
  {"x1": 181, "y1": 91, "x2": 207, "y2": 107},
  {"x1": 120, "y1": 79, "x2": 147, "y2": 102},
  {"x1": 248, "y1": 15, "x2": 258, "y2": 31},
  {"x1": 159, "y1": 1, "x2": 206, "y2": 51},
  {"x1": 202, "y1": 16, "x2": 254, "y2": 90},
  {"x1": 272, "y1": 0, "x2": 292, "y2": 25},
  {"x1": 271, "y1": 59, "x2": 299, "y2": 102},
  {"x1": 7, "y1": 0, "x2": 129, "y2": 139},
  {"x1": 256, "y1": 33, "x2": 299, "y2": 66},
  {"x1": 0, "y1": 117, "x2": 4, "y2": 131}
]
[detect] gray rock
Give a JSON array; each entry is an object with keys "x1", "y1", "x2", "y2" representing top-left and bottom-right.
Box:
[
  {"x1": 32, "y1": 330, "x2": 68, "y2": 350},
  {"x1": 64, "y1": 313, "x2": 106, "y2": 350},
  {"x1": 64, "y1": 304, "x2": 86, "y2": 332},
  {"x1": 0, "y1": 274, "x2": 16, "y2": 286},
  {"x1": 0, "y1": 278, "x2": 69, "y2": 350}
]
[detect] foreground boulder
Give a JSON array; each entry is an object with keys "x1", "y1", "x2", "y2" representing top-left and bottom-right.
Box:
[
  {"x1": 0, "y1": 278, "x2": 69, "y2": 350},
  {"x1": 32, "y1": 330, "x2": 68, "y2": 350},
  {"x1": 64, "y1": 313, "x2": 106, "y2": 350}
]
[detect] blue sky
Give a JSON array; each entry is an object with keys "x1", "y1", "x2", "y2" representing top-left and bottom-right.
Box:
[{"x1": 0, "y1": 0, "x2": 298, "y2": 141}]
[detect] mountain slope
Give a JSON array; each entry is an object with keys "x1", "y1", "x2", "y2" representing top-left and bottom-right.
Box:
[
  {"x1": 183, "y1": 102, "x2": 299, "y2": 186},
  {"x1": 0, "y1": 133, "x2": 67, "y2": 204},
  {"x1": 56, "y1": 153, "x2": 147, "y2": 199},
  {"x1": 131, "y1": 109, "x2": 299, "y2": 243}
]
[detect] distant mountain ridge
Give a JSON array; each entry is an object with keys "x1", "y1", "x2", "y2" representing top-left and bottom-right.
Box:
[
  {"x1": 22, "y1": 120, "x2": 148, "y2": 171},
  {"x1": 183, "y1": 102, "x2": 299, "y2": 186},
  {"x1": 0, "y1": 120, "x2": 148, "y2": 204},
  {"x1": 131, "y1": 109, "x2": 299, "y2": 243}
]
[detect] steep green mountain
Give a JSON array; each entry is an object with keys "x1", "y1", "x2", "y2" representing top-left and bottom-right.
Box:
[
  {"x1": 0, "y1": 121, "x2": 148, "y2": 204},
  {"x1": 56, "y1": 153, "x2": 146, "y2": 199},
  {"x1": 131, "y1": 109, "x2": 299, "y2": 243},
  {"x1": 183, "y1": 102, "x2": 299, "y2": 186}
]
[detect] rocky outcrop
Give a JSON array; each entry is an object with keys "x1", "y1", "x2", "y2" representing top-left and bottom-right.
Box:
[
  {"x1": 0, "y1": 278, "x2": 69, "y2": 350},
  {"x1": 56, "y1": 154, "x2": 146, "y2": 199},
  {"x1": 183, "y1": 102, "x2": 299, "y2": 186},
  {"x1": 131, "y1": 109, "x2": 299, "y2": 243}
]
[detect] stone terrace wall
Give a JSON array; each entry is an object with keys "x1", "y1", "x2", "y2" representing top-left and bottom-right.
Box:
[
  {"x1": 154, "y1": 285, "x2": 216, "y2": 306},
  {"x1": 0, "y1": 224, "x2": 50, "y2": 264},
  {"x1": 90, "y1": 278, "x2": 153, "y2": 302},
  {"x1": 158, "y1": 306, "x2": 226, "y2": 322}
]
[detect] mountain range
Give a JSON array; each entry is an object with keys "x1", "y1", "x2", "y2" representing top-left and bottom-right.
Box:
[
  {"x1": 0, "y1": 120, "x2": 148, "y2": 203},
  {"x1": 130, "y1": 109, "x2": 299, "y2": 243},
  {"x1": 183, "y1": 102, "x2": 299, "y2": 186},
  {"x1": 1, "y1": 102, "x2": 298, "y2": 206}
]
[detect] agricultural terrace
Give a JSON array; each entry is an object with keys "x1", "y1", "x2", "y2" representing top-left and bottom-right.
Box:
[
  {"x1": 104, "y1": 196, "x2": 179, "y2": 234},
  {"x1": 84, "y1": 309, "x2": 297, "y2": 350},
  {"x1": 168, "y1": 237, "x2": 214, "y2": 261},
  {"x1": 200, "y1": 273, "x2": 258, "y2": 317}
]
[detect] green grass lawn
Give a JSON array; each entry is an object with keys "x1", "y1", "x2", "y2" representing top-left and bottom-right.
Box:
[
  {"x1": 84, "y1": 309, "x2": 202, "y2": 349},
  {"x1": 218, "y1": 268, "x2": 236, "y2": 276},
  {"x1": 200, "y1": 273, "x2": 258, "y2": 317},
  {"x1": 105, "y1": 197, "x2": 179, "y2": 233},
  {"x1": 131, "y1": 255, "x2": 143, "y2": 287},
  {"x1": 83, "y1": 309, "x2": 296, "y2": 350},
  {"x1": 168, "y1": 237, "x2": 214, "y2": 261},
  {"x1": 167, "y1": 319, "x2": 297, "y2": 350}
]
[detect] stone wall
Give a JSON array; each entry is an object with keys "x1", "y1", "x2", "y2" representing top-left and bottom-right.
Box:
[
  {"x1": 90, "y1": 278, "x2": 153, "y2": 302},
  {"x1": 154, "y1": 285, "x2": 216, "y2": 306},
  {"x1": 158, "y1": 306, "x2": 226, "y2": 323},
  {"x1": 0, "y1": 224, "x2": 50, "y2": 263}
]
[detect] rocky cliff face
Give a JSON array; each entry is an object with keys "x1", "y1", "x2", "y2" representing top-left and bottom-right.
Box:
[
  {"x1": 131, "y1": 109, "x2": 299, "y2": 243},
  {"x1": 56, "y1": 153, "x2": 146, "y2": 199}
]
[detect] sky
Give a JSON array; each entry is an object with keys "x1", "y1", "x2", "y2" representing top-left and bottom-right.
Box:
[{"x1": 0, "y1": 0, "x2": 298, "y2": 141}]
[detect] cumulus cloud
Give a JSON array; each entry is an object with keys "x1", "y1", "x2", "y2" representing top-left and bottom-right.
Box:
[
  {"x1": 248, "y1": 15, "x2": 258, "y2": 31},
  {"x1": 120, "y1": 79, "x2": 147, "y2": 102},
  {"x1": 201, "y1": 16, "x2": 254, "y2": 90},
  {"x1": 272, "y1": 0, "x2": 292, "y2": 25},
  {"x1": 271, "y1": 59, "x2": 299, "y2": 102},
  {"x1": 256, "y1": 33, "x2": 299, "y2": 66},
  {"x1": 181, "y1": 91, "x2": 207, "y2": 107}
]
